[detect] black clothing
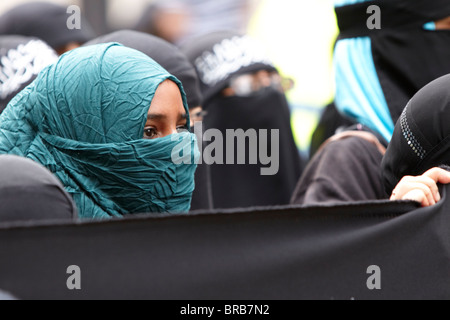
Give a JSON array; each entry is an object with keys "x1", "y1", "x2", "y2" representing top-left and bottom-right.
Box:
[
  {"x1": 191, "y1": 123, "x2": 214, "y2": 211},
  {"x1": 309, "y1": 102, "x2": 355, "y2": 159},
  {"x1": 382, "y1": 74, "x2": 450, "y2": 194},
  {"x1": 0, "y1": 155, "x2": 77, "y2": 223},
  {"x1": 292, "y1": 130, "x2": 388, "y2": 205},
  {"x1": 0, "y1": 36, "x2": 57, "y2": 114},
  {"x1": 335, "y1": 0, "x2": 450, "y2": 126},
  {"x1": 0, "y1": 2, "x2": 95, "y2": 51},
  {"x1": 180, "y1": 31, "x2": 278, "y2": 106},
  {"x1": 313, "y1": 0, "x2": 450, "y2": 159},
  {"x1": 206, "y1": 88, "x2": 303, "y2": 208},
  {"x1": 182, "y1": 31, "x2": 304, "y2": 209},
  {"x1": 304, "y1": 0, "x2": 450, "y2": 204}
]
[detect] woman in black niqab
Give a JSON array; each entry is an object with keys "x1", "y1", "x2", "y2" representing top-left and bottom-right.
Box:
[
  {"x1": 181, "y1": 31, "x2": 304, "y2": 209},
  {"x1": 382, "y1": 74, "x2": 450, "y2": 205},
  {"x1": 292, "y1": 0, "x2": 450, "y2": 206}
]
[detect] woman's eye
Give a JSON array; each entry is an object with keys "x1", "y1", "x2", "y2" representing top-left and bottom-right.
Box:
[
  {"x1": 143, "y1": 127, "x2": 158, "y2": 139},
  {"x1": 177, "y1": 125, "x2": 189, "y2": 133}
]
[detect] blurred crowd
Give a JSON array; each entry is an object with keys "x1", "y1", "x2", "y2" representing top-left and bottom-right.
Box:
[{"x1": 1, "y1": 0, "x2": 450, "y2": 223}]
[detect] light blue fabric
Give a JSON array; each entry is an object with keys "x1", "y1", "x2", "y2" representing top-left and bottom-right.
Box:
[
  {"x1": 334, "y1": 38, "x2": 393, "y2": 142},
  {"x1": 334, "y1": 0, "x2": 371, "y2": 7},
  {"x1": 423, "y1": 22, "x2": 436, "y2": 30},
  {"x1": 0, "y1": 43, "x2": 199, "y2": 219},
  {"x1": 333, "y1": 0, "x2": 393, "y2": 142}
]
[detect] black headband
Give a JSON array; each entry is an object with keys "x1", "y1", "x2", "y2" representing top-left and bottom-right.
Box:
[{"x1": 336, "y1": 0, "x2": 450, "y2": 39}]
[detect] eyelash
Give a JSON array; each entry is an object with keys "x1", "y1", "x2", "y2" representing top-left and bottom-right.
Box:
[
  {"x1": 143, "y1": 125, "x2": 189, "y2": 139},
  {"x1": 143, "y1": 127, "x2": 158, "y2": 139},
  {"x1": 177, "y1": 125, "x2": 189, "y2": 133}
]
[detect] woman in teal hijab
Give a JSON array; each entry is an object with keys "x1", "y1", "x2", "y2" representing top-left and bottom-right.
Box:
[{"x1": 0, "y1": 43, "x2": 199, "y2": 219}]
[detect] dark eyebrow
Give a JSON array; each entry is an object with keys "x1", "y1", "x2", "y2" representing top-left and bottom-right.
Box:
[
  {"x1": 147, "y1": 113, "x2": 167, "y2": 121},
  {"x1": 147, "y1": 113, "x2": 188, "y2": 121}
]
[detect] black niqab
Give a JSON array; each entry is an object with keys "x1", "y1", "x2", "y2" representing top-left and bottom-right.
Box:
[
  {"x1": 303, "y1": 0, "x2": 450, "y2": 204},
  {"x1": 336, "y1": 0, "x2": 450, "y2": 127},
  {"x1": 182, "y1": 31, "x2": 304, "y2": 208}
]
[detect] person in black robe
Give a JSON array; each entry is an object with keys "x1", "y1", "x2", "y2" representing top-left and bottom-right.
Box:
[
  {"x1": 310, "y1": 0, "x2": 450, "y2": 158},
  {"x1": 291, "y1": 0, "x2": 450, "y2": 205},
  {"x1": 84, "y1": 30, "x2": 213, "y2": 210},
  {"x1": 292, "y1": 124, "x2": 388, "y2": 205},
  {"x1": 0, "y1": 155, "x2": 77, "y2": 223},
  {"x1": 382, "y1": 74, "x2": 450, "y2": 207},
  {"x1": 0, "y1": 2, "x2": 95, "y2": 55},
  {"x1": 0, "y1": 35, "x2": 58, "y2": 114},
  {"x1": 309, "y1": 102, "x2": 355, "y2": 159},
  {"x1": 181, "y1": 31, "x2": 304, "y2": 209}
]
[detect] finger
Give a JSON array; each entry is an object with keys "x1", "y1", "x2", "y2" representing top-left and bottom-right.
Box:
[
  {"x1": 423, "y1": 167, "x2": 450, "y2": 185},
  {"x1": 391, "y1": 177, "x2": 434, "y2": 202},
  {"x1": 405, "y1": 176, "x2": 440, "y2": 202},
  {"x1": 402, "y1": 189, "x2": 430, "y2": 207},
  {"x1": 394, "y1": 182, "x2": 435, "y2": 206},
  {"x1": 391, "y1": 176, "x2": 416, "y2": 199}
]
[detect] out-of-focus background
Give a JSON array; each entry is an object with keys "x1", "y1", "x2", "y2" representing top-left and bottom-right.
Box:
[{"x1": 0, "y1": 0, "x2": 339, "y2": 156}]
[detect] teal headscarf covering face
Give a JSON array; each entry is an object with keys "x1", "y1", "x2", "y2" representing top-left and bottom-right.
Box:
[{"x1": 0, "y1": 43, "x2": 199, "y2": 219}]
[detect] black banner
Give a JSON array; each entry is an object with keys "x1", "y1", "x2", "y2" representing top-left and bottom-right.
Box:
[{"x1": 0, "y1": 185, "x2": 449, "y2": 301}]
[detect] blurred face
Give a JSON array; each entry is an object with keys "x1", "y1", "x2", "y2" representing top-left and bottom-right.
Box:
[
  {"x1": 221, "y1": 70, "x2": 294, "y2": 98},
  {"x1": 56, "y1": 42, "x2": 82, "y2": 55},
  {"x1": 188, "y1": 106, "x2": 205, "y2": 127},
  {"x1": 154, "y1": 9, "x2": 189, "y2": 44},
  {"x1": 144, "y1": 80, "x2": 188, "y2": 139}
]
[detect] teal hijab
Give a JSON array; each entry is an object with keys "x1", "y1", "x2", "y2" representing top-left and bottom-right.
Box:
[{"x1": 0, "y1": 43, "x2": 199, "y2": 219}]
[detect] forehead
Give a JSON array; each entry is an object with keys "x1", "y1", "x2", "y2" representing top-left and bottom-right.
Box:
[{"x1": 147, "y1": 79, "x2": 187, "y2": 117}]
